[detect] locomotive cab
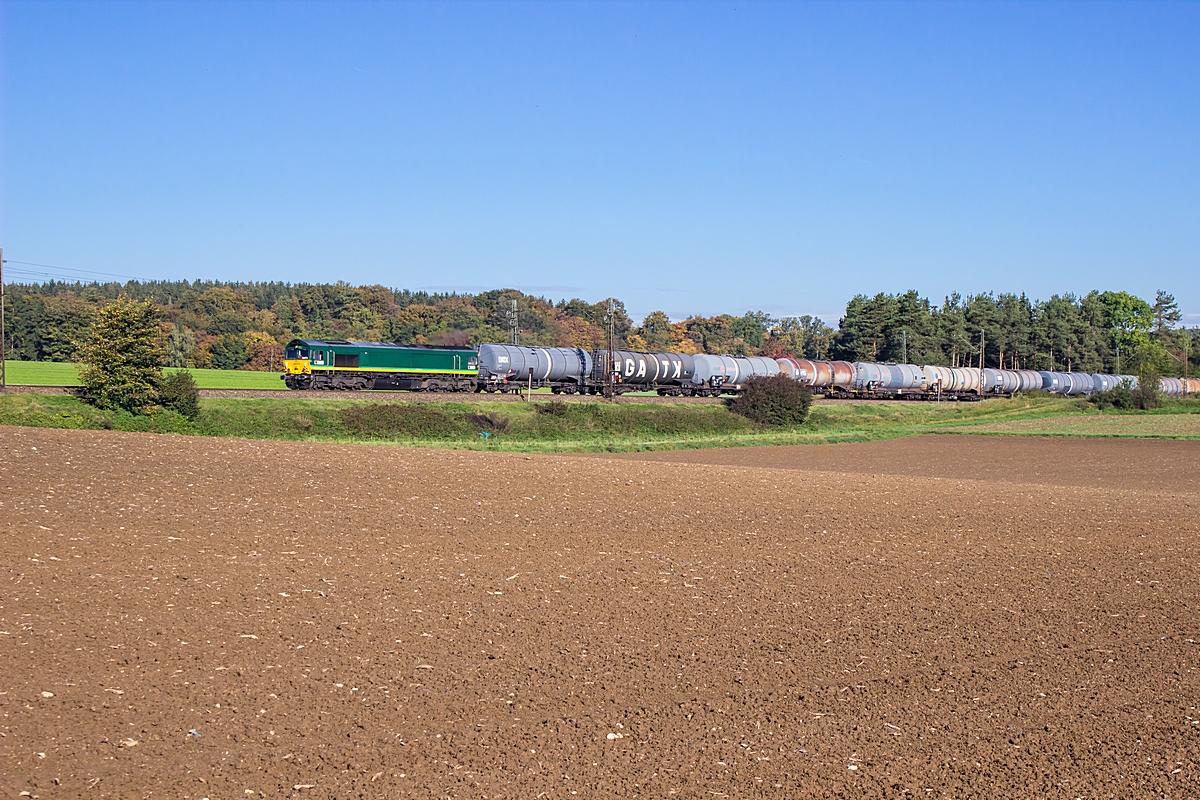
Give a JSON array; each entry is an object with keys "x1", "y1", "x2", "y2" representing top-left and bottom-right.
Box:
[{"x1": 283, "y1": 345, "x2": 313, "y2": 374}]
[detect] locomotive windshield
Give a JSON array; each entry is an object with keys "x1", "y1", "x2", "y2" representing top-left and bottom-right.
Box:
[{"x1": 286, "y1": 347, "x2": 310, "y2": 360}]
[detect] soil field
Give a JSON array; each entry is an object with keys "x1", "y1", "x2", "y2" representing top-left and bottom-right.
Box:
[
  {"x1": 2, "y1": 429, "x2": 1199, "y2": 799},
  {"x1": 610, "y1": 434, "x2": 1200, "y2": 494}
]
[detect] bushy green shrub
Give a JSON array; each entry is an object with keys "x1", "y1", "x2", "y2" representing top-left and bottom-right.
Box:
[
  {"x1": 1089, "y1": 385, "x2": 1135, "y2": 411},
  {"x1": 1134, "y1": 366, "x2": 1162, "y2": 410},
  {"x1": 159, "y1": 370, "x2": 201, "y2": 419},
  {"x1": 728, "y1": 374, "x2": 813, "y2": 427}
]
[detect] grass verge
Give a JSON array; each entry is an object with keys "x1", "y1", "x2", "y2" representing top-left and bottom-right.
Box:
[
  {"x1": 2, "y1": 392, "x2": 1198, "y2": 451},
  {"x1": 2, "y1": 361, "x2": 286, "y2": 390}
]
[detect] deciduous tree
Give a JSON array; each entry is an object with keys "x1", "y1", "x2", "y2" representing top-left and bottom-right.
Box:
[{"x1": 76, "y1": 297, "x2": 165, "y2": 414}]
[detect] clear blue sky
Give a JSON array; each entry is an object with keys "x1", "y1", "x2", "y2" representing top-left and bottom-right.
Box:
[{"x1": 2, "y1": 1, "x2": 1197, "y2": 325}]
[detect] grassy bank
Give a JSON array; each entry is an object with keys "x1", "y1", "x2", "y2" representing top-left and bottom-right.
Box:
[
  {"x1": 2, "y1": 360, "x2": 285, "y2": 390},
  {"x1": 3, "y1": 392, "x2": 1197, "y2": 450}
]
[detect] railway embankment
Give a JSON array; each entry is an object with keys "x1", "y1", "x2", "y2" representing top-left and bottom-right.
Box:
[{"x1": 2, "y1": 390, "x2": 1198, "y2": 450}]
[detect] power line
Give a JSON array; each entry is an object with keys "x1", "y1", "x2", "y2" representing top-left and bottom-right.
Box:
[
  {"x1": 4, "y1": 267, "x2": 115, "y2": 283},
  {"x1": 4, "y1": 259, "x2": 149, "y2": 282}
]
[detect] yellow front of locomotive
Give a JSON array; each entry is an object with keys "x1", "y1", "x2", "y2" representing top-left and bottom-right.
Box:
[
  {"x1": 283, "y1": 343, "x2": 313, "y2": 374},
  {"x1": 283, "y1": 358, "x2": 311, "y2": 375}
]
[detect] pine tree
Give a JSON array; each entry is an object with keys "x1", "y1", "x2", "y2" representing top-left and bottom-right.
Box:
[{"x1": 1152, "y1": 291, "x2": 1181, "y2": 337}]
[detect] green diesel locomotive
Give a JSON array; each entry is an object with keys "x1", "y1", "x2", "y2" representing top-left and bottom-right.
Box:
[{"x1": 282, "y1": 339, "x2": 478, "y2": 391}]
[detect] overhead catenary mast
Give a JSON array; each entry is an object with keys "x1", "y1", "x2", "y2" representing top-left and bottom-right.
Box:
[{"x1": 507, "y1": 299, "x2": 519, "y2": 346}]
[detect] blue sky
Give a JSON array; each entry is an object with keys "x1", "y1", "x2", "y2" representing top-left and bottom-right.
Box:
[{"x1": 2, "y1": 1, "x2": 1197, "y2": 325}]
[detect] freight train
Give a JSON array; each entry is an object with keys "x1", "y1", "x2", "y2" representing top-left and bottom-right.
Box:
[{"x1": 281, "y1": 338, "x2": 1200, "y2": 398}]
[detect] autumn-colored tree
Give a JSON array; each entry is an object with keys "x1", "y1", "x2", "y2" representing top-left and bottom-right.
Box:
[
  {"x1": 244, "y1": 331, "x2": 285, "y2": 370},
  {"x1": 552, "y1": 316, "x2": 605, "y2": 349},
  {"x1": 625, "y1": 333, "x2": 649, "y2": 351},
  {"x1": 669, "y1": 321, "x2": 701, "y2": 354}
]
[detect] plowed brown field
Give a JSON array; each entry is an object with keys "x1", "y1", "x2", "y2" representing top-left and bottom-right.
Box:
[{"x1": 3, "y1": 429, "x2": 1199, "y2": 799}]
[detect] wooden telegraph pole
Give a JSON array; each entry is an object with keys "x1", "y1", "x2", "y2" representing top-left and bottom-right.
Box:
[
  {"x1": 603, "y1": 300, "x2": 617, "y2": 400},
  {"x1": 1, "y1": 247, "x2": 6, "y2": 394}
]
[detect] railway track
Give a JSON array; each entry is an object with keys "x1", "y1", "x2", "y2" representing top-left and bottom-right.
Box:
[
  {"x1": 5, "y1": 384, "x2": 730, "y2": 404},
  {"x1": 5, "y1": 385, "x2": 897, "y2": 404}
]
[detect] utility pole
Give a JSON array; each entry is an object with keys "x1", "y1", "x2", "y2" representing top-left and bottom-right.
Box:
[
  {"x1": 901, "y1": 329, "x2": 907, "y2": 365},
  {"x1": 979, "y1": 328, "x2": 985, "y2": 369},
  {"x1": 506, "y1": 299, "x2": 519, "y2": 346},
  {"x1": 603, "y1": 299, "x2": 617, "y2": 400},
  {"x1": 1, "y1": 247, "x2": 6, "y2": 394}
]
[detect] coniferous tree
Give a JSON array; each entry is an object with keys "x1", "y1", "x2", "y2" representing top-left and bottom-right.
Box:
[{"x1": 1151, "y1": 291, "x2": 1182, "y2": 337}]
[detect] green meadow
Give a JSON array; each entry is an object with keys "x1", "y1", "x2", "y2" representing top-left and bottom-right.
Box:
[{"x1": 3, "y1": 361, "x2": 285, "y2": 390}]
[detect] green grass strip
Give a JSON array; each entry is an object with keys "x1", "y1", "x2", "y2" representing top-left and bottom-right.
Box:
[
  {"x1": 3, "y1": 361, "x2": 285, "y2": 389},
  {"x1": 3, "y1": 392, "x2": 1197, "y2": 450}
]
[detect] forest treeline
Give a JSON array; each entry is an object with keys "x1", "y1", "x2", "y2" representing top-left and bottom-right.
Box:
[{"x1": 2, "y1": 280, "x2": 1197, "y2": 377}]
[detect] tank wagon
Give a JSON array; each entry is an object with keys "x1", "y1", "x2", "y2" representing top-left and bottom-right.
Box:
[
  {"x1": 281, "y1": 338, "x2": 1197, "y2": 400},
  {"x1": 1037, "y1": 371, "x2": 1138, "y2": 396},
  {"x1": 475, "y1": 347, "x2": 704, "y2": 396},
  {"x1": 476, "y1": 344, "x2": 594, "y2": 393},
  {"x1": 683, "y1": 355, "x2": 781, "y2": 395},
  {"x1": 1159, "y1": 377, "x2": 1200, "y2": 397},
  {"x1": 598, "y1": 350, "x2": 703, "y2": 395}
]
